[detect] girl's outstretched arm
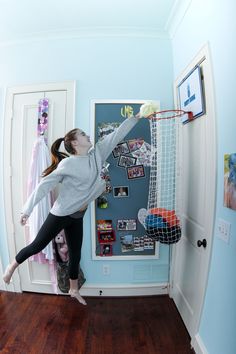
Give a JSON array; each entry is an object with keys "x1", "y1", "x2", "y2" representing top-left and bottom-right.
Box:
[{"x1": 95, "y1": 114, "x2": 141, "y2": 163}]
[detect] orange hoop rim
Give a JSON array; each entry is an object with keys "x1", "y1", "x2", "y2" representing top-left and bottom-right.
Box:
[{"x1": 146, "y1": 110, "x2": 193, "y2": 120}]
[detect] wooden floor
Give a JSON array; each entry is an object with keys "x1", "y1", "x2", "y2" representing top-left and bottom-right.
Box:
[{"x1": 0, "y1": 291, "x2": 194, "y2": 354}]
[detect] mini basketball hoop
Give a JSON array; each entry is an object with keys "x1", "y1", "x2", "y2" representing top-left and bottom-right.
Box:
[{"x1": 146, "y1": 109, "x2": 193, "y2": 121}]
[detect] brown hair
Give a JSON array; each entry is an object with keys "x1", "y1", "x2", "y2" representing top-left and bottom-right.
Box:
[{"x1": 43, "y1": 128, "x2": 79, "y2": 176}]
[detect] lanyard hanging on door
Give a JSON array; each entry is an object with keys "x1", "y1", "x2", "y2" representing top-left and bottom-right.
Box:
[{"x1": 38, "y1": 98, "x2": 49, "y2": 143}]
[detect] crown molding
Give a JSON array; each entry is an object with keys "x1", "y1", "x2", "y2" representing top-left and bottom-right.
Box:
[
  {"x1": 0, "y1": 26, "x2": 170, "y2": 47},
  {"x1": 165, "y1": 0, "x2": 192, "y2": 39}
]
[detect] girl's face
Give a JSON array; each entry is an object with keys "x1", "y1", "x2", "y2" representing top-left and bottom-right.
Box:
[{"x1": 74, "y1": 130, "x2": 92, "y2": 149}]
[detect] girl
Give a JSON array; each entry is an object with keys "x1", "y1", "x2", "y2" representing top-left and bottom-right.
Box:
[{"x1": 3, "y1": 113, "x2": 141, "y2": 305}]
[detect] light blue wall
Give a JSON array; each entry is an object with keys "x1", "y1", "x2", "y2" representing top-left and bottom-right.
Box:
[
  {"x1": 172, "y1": 1, "x2": 236, "y2": 353},
  {"x1": 0, "y1": 35, "x2": 173, "y2": 284}
]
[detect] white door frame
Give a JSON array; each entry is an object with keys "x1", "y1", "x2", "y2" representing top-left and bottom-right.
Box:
[
  {"x1": 170, "y1": 43, "x2": 217, "y2": 339},
  {"x1": 3, "y1": 81, "x2": 76, "y2": 292},
  {"x1": 0, "y1": 256, "x2": 7, "y2": 291}
]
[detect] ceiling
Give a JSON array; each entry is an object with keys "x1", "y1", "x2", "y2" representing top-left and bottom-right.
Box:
[{"x1": 0, "y1": 0, "x2": 179, "y2": 43}]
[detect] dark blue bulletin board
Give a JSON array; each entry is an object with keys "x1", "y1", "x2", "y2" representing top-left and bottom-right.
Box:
[{"x1": 91, "y1": 100, "x2": 159, "y2": 259}]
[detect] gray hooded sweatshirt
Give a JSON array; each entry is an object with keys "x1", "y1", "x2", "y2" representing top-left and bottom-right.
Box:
[{"x1": 22, "y1": 116, "x2": 139, "y2": 217}]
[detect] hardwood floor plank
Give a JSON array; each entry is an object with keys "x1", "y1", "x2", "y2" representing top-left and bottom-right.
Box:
[{"x1": 0, "y1": 292, "x2": 194, "y2": 354}]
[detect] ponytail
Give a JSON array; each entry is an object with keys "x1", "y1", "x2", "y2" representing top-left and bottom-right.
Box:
[
  {"x1": 42, "y1": 138, "x2": 69, "y2": 177},
  {"x1": 42, "y1": 128, "x2": 79, "y2": 177}
]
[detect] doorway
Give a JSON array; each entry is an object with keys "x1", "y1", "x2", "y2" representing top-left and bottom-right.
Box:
[
  {"x1": 170, "y1": 44, "x2": 216, "y2": 345},
  {"x1": 3, "y1": 81, "x2": 75, "y2": 293}
]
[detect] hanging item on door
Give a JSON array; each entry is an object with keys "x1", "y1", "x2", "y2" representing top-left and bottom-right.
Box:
[
  {"x1": 38, "y1": 98, "x2": 49, "y2": 142},
  {"x1": 27, "y1": 99, "x2": 53, "y2": 263},
  {"x1": 55, "y1": 233, "x2": 69, "y2": 262},
  {"x1": 26, "y1": 97, "x2": 57, "y2": 292},
  {"x1": 137, "y1": 101, "x2": 185, "y2": 244},
  {"x1": 57, "y1": 263, "x2": 86, "y2": 293}
]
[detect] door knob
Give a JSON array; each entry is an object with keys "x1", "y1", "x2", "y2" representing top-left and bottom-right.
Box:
[{"x1": 197, "y1": 239, "x2": 207, "y2": 248}]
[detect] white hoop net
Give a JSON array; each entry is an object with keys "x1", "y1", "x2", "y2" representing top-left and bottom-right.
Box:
[{"x1": 142, "y1": 113, "x2": 182, "y2": 244}]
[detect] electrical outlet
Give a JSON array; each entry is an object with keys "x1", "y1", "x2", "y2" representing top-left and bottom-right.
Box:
[
  {"x1": 103, "y1": 264, "x2": 110, "y2": 275},
  {"x1": 217, "y1": 218, "x2": 231, "y2": 243}
]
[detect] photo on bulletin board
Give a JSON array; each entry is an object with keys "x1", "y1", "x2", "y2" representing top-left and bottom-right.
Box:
[
  {"x1": 98, "y1": 122, "x2": 121, "y2": 139},
  {"x1": 117, "y1": 219, "x2": 137, "y2": 231},
  {"x1": 120, "y1": 234, "x2": 134, "y2": 253},
  {"x1": 98, "y1": 230, "x2": 116, "y2": 243},
  {"x1": 112, "y1": 141, "x2": 130, "y2": 158},
  {"x1": 133, "y1": 235, "x2": 155, "y2": 251},
  {"x1": 90, "y1": 99, "x2": 160, "y2": 260},
  {"x1": 128, "y1": 138, "x2": 144, "y2": 152},
  {"x1": 97, "y1": 219, "x2": 112, "y2": 230},
  {"x1": 113, "y1": 186, "x2": 129, "y2": 198},
  {"x1": 127, "y1": 165, "x2": 145, "y2": 179},
  {"x1": 178, "y1": 65, "x2": 205, "y2": 123},
  {"x1": 118, "y1": 155, "x2": 137, "y2": 168},
  {"x1": 131, "y1": 142, "x2": 152, "y2": 167},
  {"x1": 97, "y1": 196, "x2": 109, "y2": 209},
  {"x1": 100, "y1": 244, "x2": 113, "y2": 256}
]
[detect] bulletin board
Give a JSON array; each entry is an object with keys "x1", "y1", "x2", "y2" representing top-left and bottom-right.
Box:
[{"x1": 90, "y1": 100, "x2": 159, "y2": 260}]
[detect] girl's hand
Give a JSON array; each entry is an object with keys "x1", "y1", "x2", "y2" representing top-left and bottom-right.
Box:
[{"x1": 20, "y1": 214, "x2": 29, "y2": 225}]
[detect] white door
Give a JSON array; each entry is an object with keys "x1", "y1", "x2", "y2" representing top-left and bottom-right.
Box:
[
  {"x1": 3, "y1": 82, "x2": 75, "y2": 293},
  {"x1": 170, "y1": 45, "x2": 216, "y2": 339}
]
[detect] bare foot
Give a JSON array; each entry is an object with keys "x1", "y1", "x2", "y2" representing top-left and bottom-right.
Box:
[
  {"x1": 3, "y1": 265, "x2": 13, "y2": 284},
  {"x1": 69, "y1": 289, "x2": 87, "y2": 306}
]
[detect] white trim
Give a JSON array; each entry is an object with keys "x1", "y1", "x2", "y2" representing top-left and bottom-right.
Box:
[
  {"x1": 191, "y1": 333, "x2": 209, "y2": 354},
  {"x1": 0, "y1": 257, "x2": 7, "y2": 291},
  {"x1": 3, "y1": 81, "x2": 76, "y2": 292},
  {"x1": 89, "y1": 99, "x2": 160, "y2": 260},
  {"x1": 5, "y1": 81, "x2": 76, "y2": 98},
  {"x1": 90, "y1": 98, "x2": 149, "y2": 105},
  {"x1": 165, "y1": 0, "x2": 192, "y2": 39},
  {"x1": 0, "y1": 27, "x2": 169, "y2": 47},
  {"x1": 79, "y1": 282, "x2": 168, "y2": 297}
]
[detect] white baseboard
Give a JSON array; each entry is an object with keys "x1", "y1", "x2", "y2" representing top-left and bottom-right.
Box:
[
  {"x1": 79, "y1": 282, "x2": 168, "y2": 297},
  {"x1": 191, "y1": 333, "x2": 208, "y2": 354},
  {"x1": 2, "y1": 279, "x2": 168, "y2": 298}
]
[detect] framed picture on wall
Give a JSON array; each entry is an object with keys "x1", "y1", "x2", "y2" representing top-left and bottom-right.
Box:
[{"x1": 224, "y1": 153, "x2": 236, "y2": 211}]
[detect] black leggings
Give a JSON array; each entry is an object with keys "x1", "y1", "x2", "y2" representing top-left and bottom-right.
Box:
[{"x1": 15, "y1": 213, "x2": 84, "y2": 280}]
